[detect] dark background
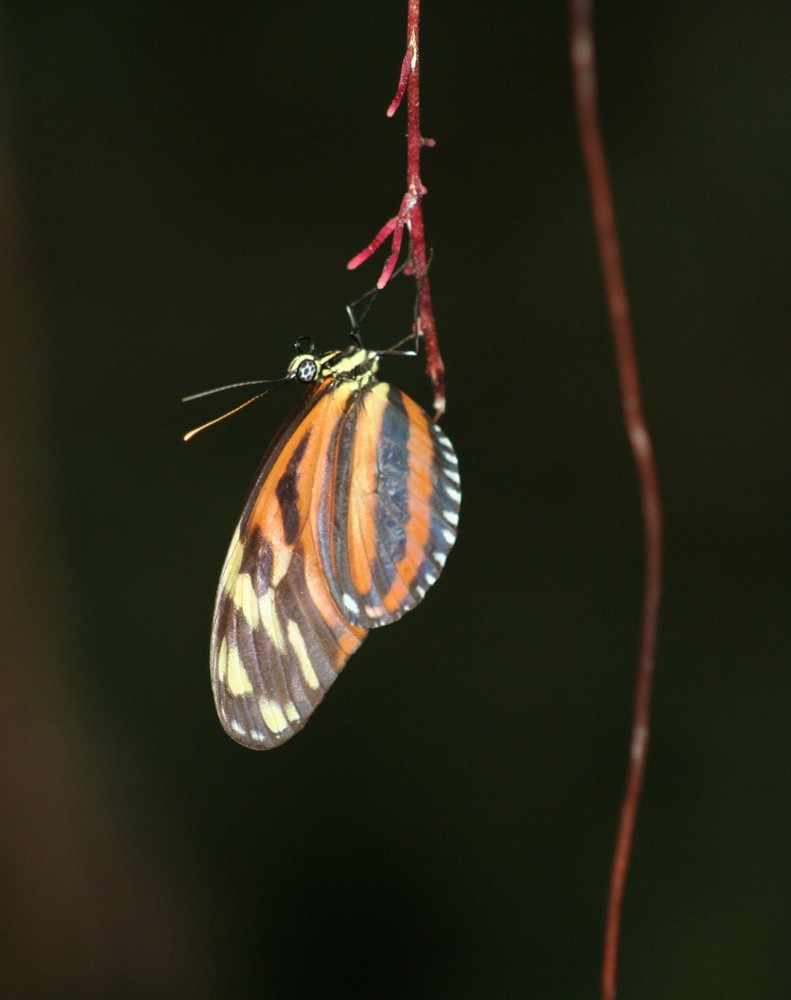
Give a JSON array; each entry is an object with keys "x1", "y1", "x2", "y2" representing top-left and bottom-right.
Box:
[{"x1": 2, "y1": 2, "x2": 789, "y2": 997}]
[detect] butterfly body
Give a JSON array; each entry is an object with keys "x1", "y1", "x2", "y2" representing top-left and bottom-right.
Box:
[{"x1": 211, "y1": 343, "x2": 460, "y2": 749}]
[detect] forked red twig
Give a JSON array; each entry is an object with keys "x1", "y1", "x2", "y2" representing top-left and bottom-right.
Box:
[
  {"x1": 569, "y1": 3, "x2": 664, "y2": 998},
  {"x1": 347, "y1": 0, "x2": 446, "y2": 417}
]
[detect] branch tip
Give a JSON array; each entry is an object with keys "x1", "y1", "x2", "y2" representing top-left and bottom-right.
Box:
[{"x1": 386, "y1": 49, "x2": 412, "y2": 117}]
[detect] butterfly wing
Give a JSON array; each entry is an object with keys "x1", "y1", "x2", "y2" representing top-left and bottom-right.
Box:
[
  {"x1": 211, "y1": 381, "x2": 367, "y2": 749},
  {"x1": 320, "y1": 381, "x2": 461, "y2": 628},
  {"x1": 211, "y1": 376, "x2": 460, "y2": 750}
]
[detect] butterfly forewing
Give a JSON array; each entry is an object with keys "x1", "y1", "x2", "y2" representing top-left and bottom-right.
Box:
[{"x1": 210, "y1": 352, "x2": 460, "y2": 750}]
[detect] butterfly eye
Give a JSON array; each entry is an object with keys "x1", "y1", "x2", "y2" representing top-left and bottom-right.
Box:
[{"x1": 295, "y1": 357, "x2": 319, "y2": 382}]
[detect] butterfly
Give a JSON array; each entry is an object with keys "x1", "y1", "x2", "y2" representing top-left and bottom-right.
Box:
[{"x1": 202, "y1": 337, "x2": 461, "y2": 749}]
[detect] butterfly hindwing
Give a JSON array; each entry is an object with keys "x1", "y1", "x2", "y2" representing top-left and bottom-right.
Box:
[{"x1": 321, "y1": 381, "x2": 460, "y2": 628}]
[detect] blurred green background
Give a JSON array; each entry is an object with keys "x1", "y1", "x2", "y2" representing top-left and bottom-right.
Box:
[{"x1": 1, "y1": 2, "x2": 789, "y2": 997}]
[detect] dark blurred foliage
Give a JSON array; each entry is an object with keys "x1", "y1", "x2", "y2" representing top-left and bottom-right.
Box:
[{"x1": 1, "y1": 2, "x2": 789, "y2": 997}]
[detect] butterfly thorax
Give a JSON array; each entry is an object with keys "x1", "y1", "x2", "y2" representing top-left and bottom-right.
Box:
[{"x1": 287, "y1": 346, "x2": 380, "y2": 390}]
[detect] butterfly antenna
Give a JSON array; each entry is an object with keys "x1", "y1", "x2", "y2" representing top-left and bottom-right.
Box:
[
  {"x1": 182, "y1": 375, "x2": 294, "y2": 403},
  {"x1": 184, "y1": 389, "x2": 282, "y2": 442}
]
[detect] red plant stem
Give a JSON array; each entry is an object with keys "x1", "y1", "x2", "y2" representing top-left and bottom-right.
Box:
[
  {"x1": 569, "y1": 3, "x2": 664, "y2": 999},
  {"x1": 347, "y1": 217, "x2": 398, "y2": 271},
  {"x1": 348, "y1": 0, "x2": 445, "y2": 417},
  {"x1": 400, "y1": 0, "x2": 445, "y2": 416}
]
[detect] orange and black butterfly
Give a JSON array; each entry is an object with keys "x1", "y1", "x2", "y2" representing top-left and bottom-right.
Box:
[{"x1": 198, "y1": 337, "x2": 460, "y2": 749}]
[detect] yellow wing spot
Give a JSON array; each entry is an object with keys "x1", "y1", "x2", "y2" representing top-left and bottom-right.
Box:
[
  {"x1": 287, "y1": 619, "x2": 321, "y2": 691},
  {"x1": 234, "y1": 573, "x2": 260, "y2": 629},
  {"x1": 271, "y1": 542, "x2": 293, "y2": 589},
  {"x1": 284, "y1": 700, "x2": 301, "y2": 724},
  {"x1": 216, "y1": 636, "x2": 229, "y2": 682},
  {"x1": 225, "y1": 643, "x2": 254, "y2": 696},
  {"x1": 221, "y1": 530, "x2": 244, "y2": 596},
  {"x1": 259, "y1": 587, "x2": 286, "y2": 652},
  {"x1": 259, "y1": 697, "x2": 289, "y2": 734}
]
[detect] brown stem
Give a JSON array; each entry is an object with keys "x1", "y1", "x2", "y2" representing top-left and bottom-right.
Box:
[{"x1": 569, "y1": 3, "x2": 664, "y2": 998}]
